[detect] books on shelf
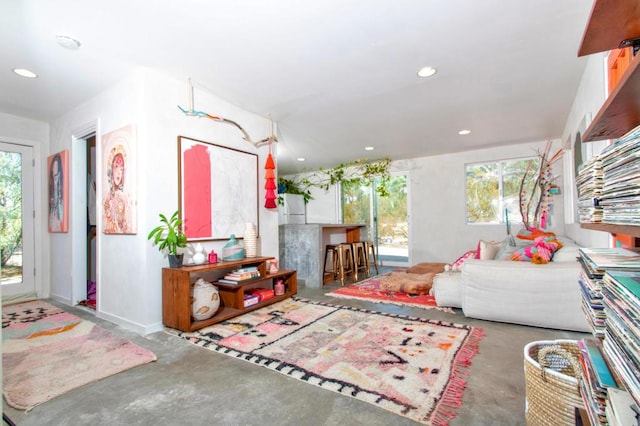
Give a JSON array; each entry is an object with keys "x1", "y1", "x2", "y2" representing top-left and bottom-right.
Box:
[
  {"x1": 243, "y1": 294, "x2": 259, "y2": 308},
  {"x1": 246, "y1": 288, "x2": 275, "y2": 302},
  {"x1": 222, "y1": 266, "x2": 261, "y2": 282}
]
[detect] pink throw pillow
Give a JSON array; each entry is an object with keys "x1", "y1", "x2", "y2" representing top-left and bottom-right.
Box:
[{"x1": 447, "y1": 250, "x2": 476, "y2": 271}]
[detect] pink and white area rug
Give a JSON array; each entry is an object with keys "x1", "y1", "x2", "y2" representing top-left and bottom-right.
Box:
[
  {"x1": 169, "y1": 297, "x2": 485, "y2": 425},
  {"x1": 2, "y1": 300, "x2": 157, "y2": 410}
]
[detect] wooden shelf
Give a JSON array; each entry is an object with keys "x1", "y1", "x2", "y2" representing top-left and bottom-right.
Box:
[
  {"x1": 578, "y1": 0, "x2": 640, "y2": 57},
  {"x1": 162, "y1": 256, "x2": 297, "y2": 332},
  {"x1": 580, "y1": 222, "x2": 640, "y2": 238},
  {"x1": 583, "y1": 51, "x2": 640, "y2": 142}
]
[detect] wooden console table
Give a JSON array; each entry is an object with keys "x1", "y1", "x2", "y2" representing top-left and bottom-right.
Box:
[{"x1": 162, "y1": 256, "x2": 297, "y2": 332}]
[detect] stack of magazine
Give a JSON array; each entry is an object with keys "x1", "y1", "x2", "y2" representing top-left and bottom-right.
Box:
[
  {"x1": 577, "y1": 338, "x2": 618, "y2": 425},
  {"x1": 577, "y1": 247, "x2": 640, "y2": 424},
  {"x1": 601, "y1": 269, "x2": 640, "y2": 412},
  {"x1": 598, "y1": 125, "x2": 640, "y2": 225},
  {"x1": 577, "y1": 248, "x2": 640, "y2": 336},
  {"x1": 576, "y1": 156, "x2": 604, "y2": 223}
]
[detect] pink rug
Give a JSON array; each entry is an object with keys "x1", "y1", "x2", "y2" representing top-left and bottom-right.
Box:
[
  {"x1": 326, "y1": 273, "x2": 454, "y2": 313},
  {"x1": 170, "y1": 297, "x2": 484, "y2": 425},
  {"x1": 2, "y1": 300, "x2": 157, "y2": 410}
]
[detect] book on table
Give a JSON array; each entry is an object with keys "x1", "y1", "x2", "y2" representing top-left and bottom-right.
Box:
[
  {"x1": 223, "y1": 271, "x2": 261, "y2": 281},
  {"x1": 217, "y1": 276, "x2": 261, "y2": 285},
  {"x1": 243, "y1": 294, "x2": 259, "y2": 308}
]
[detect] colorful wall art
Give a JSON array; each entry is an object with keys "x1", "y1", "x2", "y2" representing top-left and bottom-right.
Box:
[
  {"x1": 178, "y1": 136, "x2": 258, "y2": 241},
  {"x1": 102, "y1": 124, "x2": 137, "y2": 234},
  {"x1": 47, "y1": 150, "x2": 69, "y2": 233}
]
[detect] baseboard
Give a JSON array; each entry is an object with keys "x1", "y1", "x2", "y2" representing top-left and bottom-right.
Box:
[
  {"x1": 50, "y1": 294, "x2": 72, "y2": 306},
  {"x1": 97, "y1": 310, "x2": 164, "y2": 335}
]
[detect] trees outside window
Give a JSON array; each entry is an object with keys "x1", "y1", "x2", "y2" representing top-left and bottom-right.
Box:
[{"x1": 466, "y1": 157, "x2": 539, "y2": 224}]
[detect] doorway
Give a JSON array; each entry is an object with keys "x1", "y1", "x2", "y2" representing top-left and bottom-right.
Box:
[
  {"x1": 0, "y1": 142, "x2": 35, "y2": 297},
  {"x1": 342, "y1": 173, "x2": 410, "y2": 267},
  {"x1": 72, "y1": 132, "x2": 97, "y2": 309}
]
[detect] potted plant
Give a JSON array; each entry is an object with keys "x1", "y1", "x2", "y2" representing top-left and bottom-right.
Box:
[{"x1": 147, "y1": 210, "x2": 187, "y2": 268}]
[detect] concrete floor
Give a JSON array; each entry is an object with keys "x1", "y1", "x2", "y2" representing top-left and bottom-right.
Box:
[{"x1": 3, "y1": 272, "x2": 587, "y2": 426}]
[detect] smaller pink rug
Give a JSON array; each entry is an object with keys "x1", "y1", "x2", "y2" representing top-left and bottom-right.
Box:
[
  {"x1": 2, "y1": 300, "x2": 157, "y2": 410},
  {"x1": 327, "y1": 274, "x2": 454, "y2": 313}
]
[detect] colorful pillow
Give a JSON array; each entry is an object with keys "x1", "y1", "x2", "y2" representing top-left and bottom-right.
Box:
[
  {"x1": 516, "y1": 228, "x2": 556, "y2": 241},
  {"x1": 445, "y1": 250, "x2": 476, "y2": 271},
  {"x1": 475, "y1": 240, "x2": 502, "y2": 260},
  {"x1": 510, "y1": 236, "x2": 563, "y2": 264}
]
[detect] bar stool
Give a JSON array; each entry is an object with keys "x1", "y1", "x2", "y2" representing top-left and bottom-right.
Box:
[
  {"x1": 364, "y1": 241, "x2": 379, "y2": 275},
  {"x1": 323, "y1": 243, "x2": 356, "y2": 286},
  {"x1": 323, "y1": 244, "x2": 339, "y2": 282},
  {"x1": 351, "y1": 241, "x2": 370, "y2": 279}
]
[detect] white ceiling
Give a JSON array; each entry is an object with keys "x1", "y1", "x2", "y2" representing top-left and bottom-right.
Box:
[{"x1": 1, "y1": 0, "x2": 593, "y2": 174}]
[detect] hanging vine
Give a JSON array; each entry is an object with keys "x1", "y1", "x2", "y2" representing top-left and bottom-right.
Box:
[{"x1": 278, "y1": 158, "x2": 392, "y2": 204}]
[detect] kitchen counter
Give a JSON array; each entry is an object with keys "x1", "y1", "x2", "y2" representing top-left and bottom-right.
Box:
[{"x1": 279, "y1": 223, "x2": 367, "y2": 288}]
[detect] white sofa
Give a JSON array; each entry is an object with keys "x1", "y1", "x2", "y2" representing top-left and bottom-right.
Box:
[{"x1": 432, "y1": 236, "x2": 590, "y2": 332}]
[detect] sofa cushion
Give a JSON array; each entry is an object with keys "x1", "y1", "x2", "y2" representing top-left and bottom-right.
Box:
[
  {"x1": 461, "y1": 259, "x2": 589, "y2": 332},
  {"x1": 553, "y1": 237, "x2": 580, "y2": 262},
  {"x1": 476, "y1": 240, "x2": 502, "y2": 260},
  {"x1": 494, "y1": 237, "x2": 529, "y2": 260},
  {"x1": 432, "y1": 271, "x2": 462, "y2": 308}
]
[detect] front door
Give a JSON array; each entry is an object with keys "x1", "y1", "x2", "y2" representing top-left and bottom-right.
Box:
[{"x1": 0, "y1": 142, "x2": 35, "y2": 297}]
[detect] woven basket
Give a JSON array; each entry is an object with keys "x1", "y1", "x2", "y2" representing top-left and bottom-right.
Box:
[{"x1": 524, "y1": 340, "x2": 584, "y2": 426}]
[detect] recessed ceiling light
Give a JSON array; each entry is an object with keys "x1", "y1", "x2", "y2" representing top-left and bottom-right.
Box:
[
  {"x1": 417, "y1": 66, "x2": 437, "y2": 78},
  {"x1": 458, "y1": 129, "x2": 471, "y2": 135},
  {"x1": 365, "y1": 146, "x2": 375, "y2": 151},
  {"x1": 13, "y1": 68, "x2": 38, "y2": 78},
  {"x1": 56, "y1": 35, "x2": 81, "y2": 50},
  {"x1": 297, "y1": 158, "x2": 305, "y2": 162}
]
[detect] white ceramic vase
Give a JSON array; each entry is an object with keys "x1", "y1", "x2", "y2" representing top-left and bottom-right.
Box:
[
  {"x1": 192, "y1": 243, "x2": 206, "y2": 264},
  {"x1": 244, "y1": 223, "x2": 257, "y2": 258}
]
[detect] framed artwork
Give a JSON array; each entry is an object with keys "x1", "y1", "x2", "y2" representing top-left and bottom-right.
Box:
[
  {"x1": 102, "y1": 124, "x2": 137, "y2": 234},
  {"x1": 47, "y1": 150, "x2": 69, "y2": 233},
  {"x1": 178, "y1": 135, "x2": 259, "y2": 241}
]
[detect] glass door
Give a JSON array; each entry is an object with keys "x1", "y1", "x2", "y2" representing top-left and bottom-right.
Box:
[
  {"x1": 342, "y1": 173, "x2": 409, "y2": 267},
  {"x1": 0, "y1": 142, "x2": 35, "y2": 297}
]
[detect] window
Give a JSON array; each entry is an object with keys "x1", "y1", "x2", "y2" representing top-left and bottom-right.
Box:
[{"x1": 466, "y1": 157, "x2": 539, "y2": 224}]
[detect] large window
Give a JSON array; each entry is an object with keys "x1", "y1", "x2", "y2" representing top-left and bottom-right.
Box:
[{"x1": 466, "y1": 157, "x2": 539, "y2": 224}]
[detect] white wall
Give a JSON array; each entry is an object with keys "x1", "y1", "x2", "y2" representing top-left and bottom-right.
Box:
[
  {"x1": 0, "y1": 113, "x2": 49, "y2": 298},
  {"x1": 48, "y1": 68, "x2": 278, "y2": 334},
  {"x1": 560, "y1": 52, "x2": 613, "y2": 248}
]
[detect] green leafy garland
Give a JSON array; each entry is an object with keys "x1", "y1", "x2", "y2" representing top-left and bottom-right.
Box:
[{"x1": 278, "y1": 158, "x2": 392, "y2": 204}]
